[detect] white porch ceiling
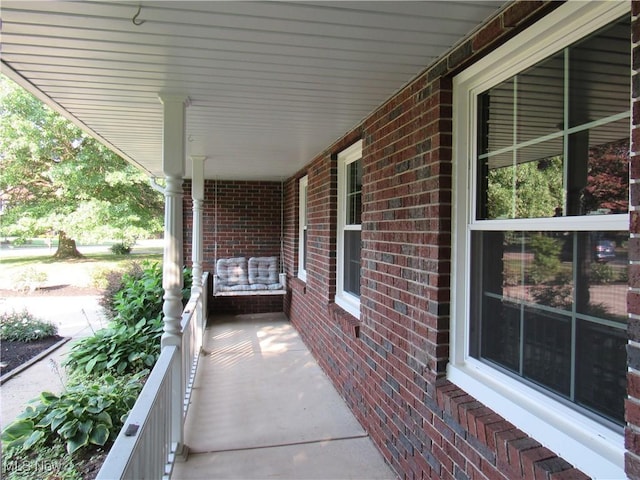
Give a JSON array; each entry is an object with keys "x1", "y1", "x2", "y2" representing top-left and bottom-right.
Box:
[{"x1": 1, "y1": 1, "x2": 504, "y2": 181}]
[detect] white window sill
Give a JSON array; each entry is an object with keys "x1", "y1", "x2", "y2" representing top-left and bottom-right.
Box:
[
  {"x1": 447, "y1": 360, "x2": 624, "y2": 479},
  {"x1": 335, "y1": 293, "x2": 360, "y2": 319}
]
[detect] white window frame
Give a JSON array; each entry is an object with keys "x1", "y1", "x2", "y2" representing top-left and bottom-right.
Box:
[
  {"x1": 336, "y1": 140, "x2": 363, "y2": 318},
  {"x1": 450, "y1": 2, "x2": 629, "y2": 478},
  {"x1": 298, "y1": 175, "x2": 308, "y2": 282}
]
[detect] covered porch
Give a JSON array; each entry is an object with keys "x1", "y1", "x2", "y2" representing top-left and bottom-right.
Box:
[
  {"x1": 8, "y1": 2, "x2": 629, "y2": 480},
  {"x1": 173, "y1": 312, "x2": 393, "y2": 479}
]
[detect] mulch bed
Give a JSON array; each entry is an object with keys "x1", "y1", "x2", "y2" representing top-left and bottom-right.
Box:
[{"x1": 0, "y1": 335, "x2": 65, "y2": 375}]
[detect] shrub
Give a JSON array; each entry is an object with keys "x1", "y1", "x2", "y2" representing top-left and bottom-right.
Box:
[
  {"x1": 98, "y1": 262, "x2": 144, "y2": 321},
  {"x1": 111, "y1": 261, "x2": 164, "y2": 327},
  {"x1": 0, "y1": 310, "x2": 58, "y2": 342},
  {"x1": 527, "y1": 234, "x2": 562, "y2": 284},
  {"x1": 13, "y1": 267, "x2": 47, "y2": 292},
  {"x1": 591, "y1": 262, "x2": 615, "y2": 284},
  {"x1": 68, "y1": 261, "x2": 192, "y2": 376},
  {"x1": 1, "y1": 371, "x2": 146, "y2": 455},
  {"x1": 110, "y1": 242, "x2": 132, "y2": 255}
]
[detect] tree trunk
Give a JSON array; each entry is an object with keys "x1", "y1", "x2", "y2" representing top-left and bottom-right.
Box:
[{"x1": 53, "y1": 231, "x2": 83, "y2": 259}]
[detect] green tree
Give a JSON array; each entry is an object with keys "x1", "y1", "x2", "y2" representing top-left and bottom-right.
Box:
[
  {"x1": 0, "y1": 75, "x2": 163, "y2": 256},
  {"x1": 582, "y1": 139, "x2": 629, "y2": 214},
  {"x1": 487, "y1": 156, "x2": 564, "y2": 219}
]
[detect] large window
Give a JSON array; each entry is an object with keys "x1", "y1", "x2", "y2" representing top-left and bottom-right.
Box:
[
  {"x1": 298, "y1": 175, "x2": 308, "y2": 282},
  {"x1": 451, "y1": 3, "x2": 629, "y2": 478},
  {"x1": 336, "y1": 140, "x2": 363, "y2": 317}
]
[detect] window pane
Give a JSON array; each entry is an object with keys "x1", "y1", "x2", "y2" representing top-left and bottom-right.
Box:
[
  {"x1": 524, "y1": 232, "x2": 574, "y2": 311},
  {"x1": 568, "y1": 18, "x2": 631, "y2": 128},
  {"x1": 470, "y1": 230, "x2": 627, "y2": 425},
  {"x1": 522, "y1": 309, "x2": 571, "y2": 396},
  {"x1": 478, "y1": 79, "x2": 514, "y2": 155},
  {"x1": 517, "y1": 52, "x2": 564, "y2": 144},
  {"x1": 575, "y1": 232, "x2": 628, "y2": 323},
  {"x1": 303, "y1": 229, "x2": 308, "y2": 271},
  {"x1": 484, "y1": 147, "x2": 564, "y2": 220},
  {"x1": 477, "y1": 16, "x2": 630, "y2": 222},
  {"x1": 575, "y1": 321, "x2": 627, "y2": 424},
  {"x1": 347, "y1": 160, "x2": 362, "y2": 225},
  {"x1": 479, "y1": 296, "x2": 520, "y2": 372},
  {"x1": 568, "y1": 130, "x2": 629, "y2": 216},
  {"x1": 302, "y1": 184, "x2": 308, "y2": 226},
  {"x1": 344, "y1": 230, "x2": 361, "y2": 296}
]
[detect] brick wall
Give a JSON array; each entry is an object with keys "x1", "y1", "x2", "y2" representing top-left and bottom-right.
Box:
[
  {"x1": 628, "y1": 2, "x2": 640, "y2": 478},
  {"x1": 282, "y1": 1, "x2": 612, "y2": 479},
  {"x1": 183, "y1": 179, "x2": 285, "y2": 314}
]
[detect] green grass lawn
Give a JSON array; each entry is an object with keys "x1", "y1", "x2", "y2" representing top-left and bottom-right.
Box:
[{"x1": 0, "y1": 252, "x2": 163, "y2": 291}]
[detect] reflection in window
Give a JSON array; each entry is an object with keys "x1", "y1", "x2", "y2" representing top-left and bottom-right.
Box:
[
  {"x1": 344, "y1": 158, "x2": 362, "y2": 297},
  {"x1": 477, "y1": 17, "x2": 629, "y2": 220},
  {"x1": 470, "y1": 230, "x2": 628, "y2": 425}
]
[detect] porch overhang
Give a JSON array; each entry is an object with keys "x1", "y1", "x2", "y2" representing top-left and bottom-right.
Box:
[{"x1": 1, "y1": 0, "x2": 504, "y2": 181}]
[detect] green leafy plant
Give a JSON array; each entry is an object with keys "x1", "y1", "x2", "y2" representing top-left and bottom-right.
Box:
[
  {"x1": 527, "y1": 234, "x2": 562, "y2": 284},
  {"x1": 1, "y1": 372, "x2": 146, "y2": 455},
  {"x1": 66, "y1": 261, "x2": 192, "y2": 376},
  {"x1": 0, "y1": 310, "x2": 58, "y2": 342},
  {"x1": 1, "y1": 442, "x2": 83, "y2": 480},
  {"x1": 64, "y1": 316, "x2": 162, "y2": 376},
  {"x1": 98, "y1": 262, "x2": 144, "y2": 321},
  {"x1": 590, "y1": 262, "x2": 615, "y2": 284},
  {"x1": 110, "y1": 242, "x2": 132, "y2": 255},
  {"x1": 111, "y1": 261, "x2": 164, "y2": 326}
]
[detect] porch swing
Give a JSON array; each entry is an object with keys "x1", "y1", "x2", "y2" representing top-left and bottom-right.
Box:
[{"x1": 212, "y1": 180, "x2": 287, "y2": 297}]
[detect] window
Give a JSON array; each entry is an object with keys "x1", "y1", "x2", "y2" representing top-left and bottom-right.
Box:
[
  {"x1": 451, "y1": 2, "x2": 629, "y2": 478},
  {"x1": 336, "y1": 140, "x2": 363, "y2": 317},
  {"x1": 298, "y1": 175, "x2": 308, "y2": 281}
]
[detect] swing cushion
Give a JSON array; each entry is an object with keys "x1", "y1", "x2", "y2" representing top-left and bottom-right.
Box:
[
  {"x1": 216, "y1": 257, "x2": 249, "y2": 288},
  {"x1": 248, "y1": 256, "x2": 279, "y2": 285}
]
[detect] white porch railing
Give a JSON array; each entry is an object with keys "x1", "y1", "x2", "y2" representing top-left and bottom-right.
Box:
[{"x1": 96, "y1": 272, "x2": 208, "y2": 480}]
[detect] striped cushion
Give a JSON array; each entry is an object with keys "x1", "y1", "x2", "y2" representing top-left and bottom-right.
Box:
[
  {"x1": 248, "y1": 256, "x2": 278, "y2": 285},
  {"x1": 216, "y1": 257, "x2": 249, "y2": 287}
]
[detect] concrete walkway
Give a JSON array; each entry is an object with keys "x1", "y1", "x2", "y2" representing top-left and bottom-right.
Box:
[
  {"x1": 173, "y1": 313, "x2": 396, "y2": 480},
  {"x1": 0, "y1": 295, "x2": 106, "y2": 429}
]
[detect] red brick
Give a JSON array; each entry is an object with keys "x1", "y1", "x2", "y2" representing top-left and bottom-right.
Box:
[
  {"x1": 627, "y1": 427, "x2": 640, "y2": 456},
  {"x1": 502, "y1": 1, "x2": 546, "y2": 28},
  {"x1": 630, "y1": 292, "x2": 640, "y2": 318},
  {"x1": 521, "y1": 446, "x2": 556, "y2": 480},
  {"x1": 627, "y1": 452, "x2": 640, "y2": 480},
  {"x1": 495, "y1": 428, "x2": 528, "y2": 466},
  {"x1": 481, "y1": 419, "x2": 514, "y2": 452},
  {"x1": 472, "y1": 16, "x2": 506, "y2": 52},
  {"x1": 631, "y1": 373, "x2": 640, "y2": 400},
  {"x1": 548, "y1": 468, "x2": 590, "y2": 480}
]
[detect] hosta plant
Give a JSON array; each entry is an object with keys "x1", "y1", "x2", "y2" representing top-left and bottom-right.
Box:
[
  {"x1": 0, "y1": 310, "x2": 58, "y2": 342},
  {"x1": 1, "y1": 371, "x2": 146, "y2": 455},
  {"x1": 64, "y1": 315, "x2": 162, "y2": 376}
]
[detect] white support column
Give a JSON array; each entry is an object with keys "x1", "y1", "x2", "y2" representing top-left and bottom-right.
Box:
[
  {"x1": 159, "y1": 93, "x2": 190, "y2": 460},
  {"x1": 159, "y1": 94, "x2": 190, "y2": 350},
  {"x1": 190, "y1": 155, "x2": 207, "y2": 297}
]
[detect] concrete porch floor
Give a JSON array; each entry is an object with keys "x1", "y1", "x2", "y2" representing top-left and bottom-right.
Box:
[{"x1": 172, "y1": 312, "x2": 396, "y2": 480}]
